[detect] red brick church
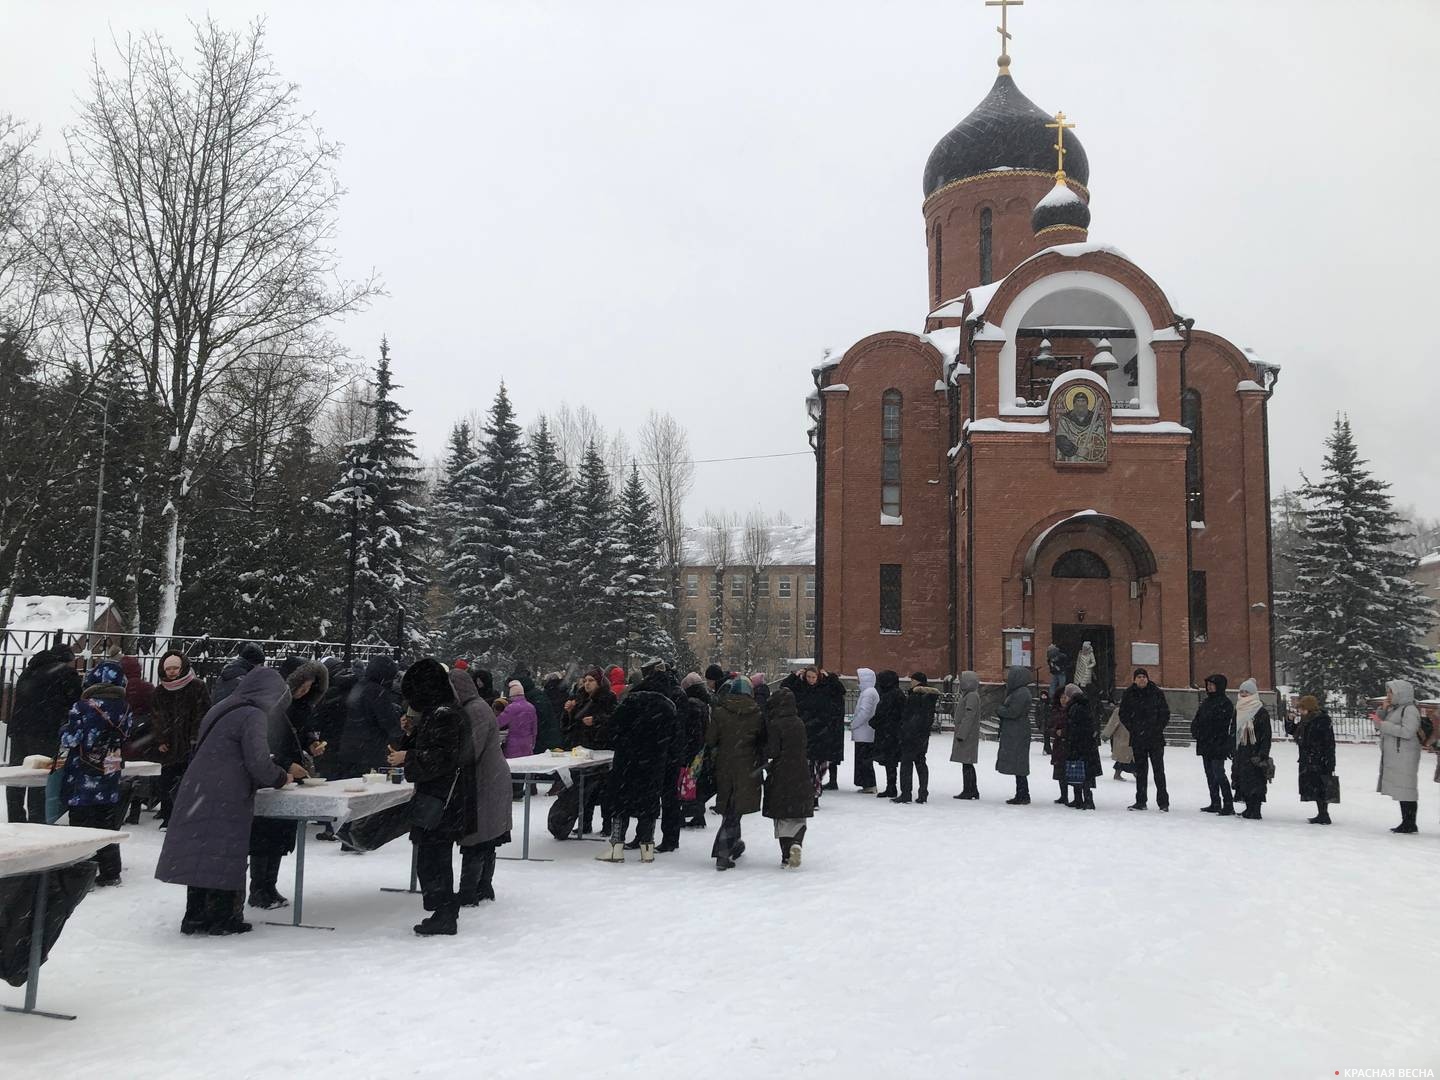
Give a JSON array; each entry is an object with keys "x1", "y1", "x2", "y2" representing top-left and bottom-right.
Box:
[{"x1": 810, "y1": 21, "x2": 1278, "y2": 693}]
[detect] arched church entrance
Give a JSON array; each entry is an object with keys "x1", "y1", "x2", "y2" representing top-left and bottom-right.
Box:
[{"x1": 1019, "y1": 512, "x2": 1161, "y2": 695}]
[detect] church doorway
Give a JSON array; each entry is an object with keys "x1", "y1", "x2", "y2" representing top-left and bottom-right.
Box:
[{"x1": 1051, "y1": 623, "x2": 1115, "y2": 701}]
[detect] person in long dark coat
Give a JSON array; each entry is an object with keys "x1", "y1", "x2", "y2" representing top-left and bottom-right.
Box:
[
  {"x1": 1285, "y1": 694, "x2": 1336, "y2": 825},
  {"x1": 707, "y1": 677, "x2": 765, "y2": 871},
  {"x1": 762, "y1": 688, "x2": 812, "y2": 868},
  {"x1": 782, "y1": 668, "x2": 846, "y2": 797},
  {"x1": 151, "y1": 650, "x2": 212, "y2": 826},
  {"x1": 6, "y1": 644, "x2": 82, "y2": 823},
  {"x1": 338, "y1": 656, "x2": 403, "y2": 778},
  {"x1": 155, "y1": 666, "x2": 292, "y2": 936},
  {"x1": 594, "y1": 667, "x2": 675, "y2": 863},
  {"x1": 563, "y1": 668, "x2": 618, "y2": 834},
  {"x1": 995, "y1": 666, "x2": 1034, "y2": 805},
  {"x1": 390, "y1": 659, "x2": 469, "y2": 936},
  {"x1": 450, "y1": 667, "x2": 511, "y2": 906},
  {"x1": 676, "y1": 673, "x2": 712, "y2": 830},
  {"x1": 1119, "y1": 667, "x2": 1171, "y2": 812},
  {"x1": 895, "y1": 673, "x2": 940, "y2": 804},
  {"x1": 870, "y1": 670, "x2": 905, "y2": 799},
  {"x1": 644, "y1": 663, "x2": 692, "y2": 854},
  {"x1": 511, "y1": 665, "x2": 561, "y2": 752},
  {"x1": 1061, "y1": 683, "x2": 1098, "y2": 809},
  {"x1": 1046, "y1": 692, "x2": 1070, "y2": 804},
  {"x1": 1230, "y1": 678, "x2": 1272, "y2": 819},
  {"x1": 311, "y1": 659, "x2": 357, "y2": 780},
  {"x1": 246, "y1": 659, "x2": 328, "y2": 910},
  {"x1": 1191, "y1": 674, "x2": 1236, "y2": 815}
]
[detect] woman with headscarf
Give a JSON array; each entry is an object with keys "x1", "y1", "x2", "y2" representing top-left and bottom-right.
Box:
[
  {"x1": 1373, "y1": 679, "x2": 1422, "y2": 833},
  {"x1": 706, "y1": 676, "x2": 764, "y2": 871},
  {"x1": 1285, "y1": 694, "x2": 1336, "y2": 824},
  {"x1": 55, "y1": 660, "x2": 133, "y2": 885},
  {"x1": 1061, "y1": 683, "x2": 1099, "y2": 810},
  {"x1": 762, "y1": 687, "x2": 812, "y2": 868},
  {"x1": 388, "y1": 659, "x2": 470, "y2": 936},
  {"x1": 150, "y1": 649, "x2": 212, "y2": 826},
  {"x1": 949, "y1": 671, "x2": 981, "y2": 800},
  {"x1": 564, "y1": 668, "x2": 618, "y2": 834},
  {"x1": 1230, "y1": 678, "x2": 1272, "y2": 820}
]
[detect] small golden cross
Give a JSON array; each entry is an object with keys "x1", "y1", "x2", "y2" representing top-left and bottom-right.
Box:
[
  {"x1": 1045, "y1": 110, "x2": 1076, "y2": 180},
  {"x1": 985, "y1": 0, "x2": 1024, "y2": 73}
]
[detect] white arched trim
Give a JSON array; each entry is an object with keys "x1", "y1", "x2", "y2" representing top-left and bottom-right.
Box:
[{"x1": 996, "y1": 269, "x2": 1159, "y2": 418}]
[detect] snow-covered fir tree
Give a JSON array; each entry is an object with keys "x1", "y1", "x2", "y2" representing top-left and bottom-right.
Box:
[
  {"x1": 568, "y1": 440, "x2": 626, "y2": 665},
  {"x1": 328, "y1": 340, "x2": 430, "y2": 648},
  {"x1": 521, "y1": 416, "x2": 575, "y2": 665},
  {"x1": 616, "y1": 463, "x2": 674, "y2": 667},
  {"x1": 1277, "y1": 417, "x2": 1435, "y2": 704},
  {"x1": 442, "y1": 383, "x2": 538, "y2": 668}
]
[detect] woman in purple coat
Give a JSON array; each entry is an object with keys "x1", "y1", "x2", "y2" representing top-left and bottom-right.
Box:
[
  {"x1": 498, "y1": 680, "x2": 538, "y2": 758},
  {"x1": 154, "y1": 666, "x2": 292, "y2": 936}
]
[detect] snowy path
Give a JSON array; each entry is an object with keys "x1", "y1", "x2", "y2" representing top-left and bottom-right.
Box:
[{"x1": 3, "y1": 738, "x2": 1437, "y2": 1079}]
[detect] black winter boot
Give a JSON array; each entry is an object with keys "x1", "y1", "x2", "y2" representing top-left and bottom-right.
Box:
[
  {"x1": 414, "y1": 904, "x2": 459, "y2": 936},
  {"x1": 779, "y1": 837, "x2": 793, "y2": 867},
  {"x1": 457, "y1": 847, "x2": 483, "y2": 907},
  {"x1": 1393, "y1": 801, "x2": 1418, "y2": 833},
  {"x1": 479, "y1": 848, "x2": 497, "y2": 902},
  {"x1": 1055, "y1": 782, "x2": 1070, "y2": 806},
  {"x1": 182, "y1": 887, "x2": 209, "y2": 935},
  {"x1": 206, "y1": 890, "x2": 252, "y2": 935},
  {"x1": 1309, "y1": 800, "x2": 1331, "y2": 825},
  {"x1": 1070, "y1": 785, "x2": 1088, "y2": 809}
]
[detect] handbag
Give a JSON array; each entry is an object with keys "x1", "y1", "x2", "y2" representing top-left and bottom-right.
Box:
[
  {"x1": 1064, "y1": 759, "x2": 1087, "y2": 785},
  {"x1": 410, "y1": 770, "x2": 460, "y2": 831},
  {"x1": 1324, "y1": 773, "x2": 1341, "y2": 804},
  {"x1": 1261, "y1": 756, "x2": 1276, "y2": 782},
  {"x1": 677, "y1": 765, "x2": 697, "y2": 802}
]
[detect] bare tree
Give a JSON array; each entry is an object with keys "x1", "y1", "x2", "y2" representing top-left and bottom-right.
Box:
[
  {"x1": 551, "y1": 402, "x2": 607, "y2": 474},
  {"x1": 40, "y1": 20, "x2": 378, "y2": 636},
  {"x1": 734, "y1": 511, "x2": 779, "y2": 672},
  {"x1": 640, "y1": 410, "x2": 695, "y2": 655}
]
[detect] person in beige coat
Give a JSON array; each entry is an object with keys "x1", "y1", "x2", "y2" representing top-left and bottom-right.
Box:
[
  {"x1": 1100, "y1": 696, "x2": 1134, "y2": 782},
  {"x1": 949, "y1": 671, "x2": 981, "y2": 800}
]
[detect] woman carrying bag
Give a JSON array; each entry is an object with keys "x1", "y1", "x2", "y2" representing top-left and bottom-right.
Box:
[{"x1": 388, "y1": 659, "x2": 472, "y2": 937}]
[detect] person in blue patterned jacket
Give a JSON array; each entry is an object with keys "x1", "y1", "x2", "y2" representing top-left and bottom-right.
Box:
[{"x1": 56, "y1": 659, "x2": 134, "y2": 886}]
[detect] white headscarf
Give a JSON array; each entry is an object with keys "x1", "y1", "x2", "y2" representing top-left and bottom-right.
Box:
[{"x1": 1235, "y1": 678, "x2": 1262, "y2": 746}]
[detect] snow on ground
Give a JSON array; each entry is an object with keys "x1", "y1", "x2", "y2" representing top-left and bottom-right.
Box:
[{"x1": 4, "y1": 739, "x2": 1438, "y2": 1080}]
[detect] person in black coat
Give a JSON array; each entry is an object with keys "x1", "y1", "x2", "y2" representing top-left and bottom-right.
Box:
[
  {"x1": 895, "y1": 672, "x2": 940, "y2": 804},
  {"x1": 211, "y1": 642, "x2": 265, "y2": 705},
  {"x1": 6, "y1": 644, "x2": 82, "y2": 823},
  {"x1": 338, "y1": 656, "x2": 403, "y2": 778},
  {"x1": 644, "y1": 662, "x2": 692, "y2": 854},
  {"x1": 1286, "y1": 694, "x2": 1337, "y2": 825},
  {"x1": 246, "y1": 659, "x2": 329, "y2": 909},
  {"x1": 1230, "y1": 678, "x2": 1272, "y2": 819},
  {"x1": 311, "y1": 661, "x2": 356, "y2": 779},
  {"x1": 677, "y1": 674, "x2": 712, "y2": 830},
  {"x1": 782, "y1": 667, "x2": 847, "y2": 801},
  {"x1": 390, "y1": 659, "x2": 469, "y2": 936},
  {"x1": 1119, "y1": 668, "x2": 1171, "y2": 812},
  {"x1": 595, "y1": 667, "x2": 676, "y2": 862},
  {"x1": 870, "y1": 670, "x2": 905, "y2": 799},
  {"x1": 1191, "y1": 674, "x2": 1236, "y2": 815},
  {"x1": 1062, "y1": 684, "x2": 1099, "y2": 809},
  {"x1": 563, "y1": 669, "x2": 617, "y2": 834},
  {"x1": 761, "y1": 688, "x2": 812, "y2": 868}
]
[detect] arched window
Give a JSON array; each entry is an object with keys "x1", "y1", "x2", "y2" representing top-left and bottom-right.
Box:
[
  {"x1": 931, "y1": 223, "x2": 943, "y2": 306},
  {"x1": 1181, "y1": 389, "x2": 1204, "y2": 521},
  {"x1": 881, "y1": 390, "x2": 902, "y2": 519},
  {"x1": 979, "y1": 207, "x2": 993, "y2": 286},
  {"x1": 1052, "y1": 549, "x2": 1110, "y2": 579}
]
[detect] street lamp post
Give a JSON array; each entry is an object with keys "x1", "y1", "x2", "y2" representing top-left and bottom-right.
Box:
[{"x1": 85, "y1": 392, "x2": 112, "y2": 648}]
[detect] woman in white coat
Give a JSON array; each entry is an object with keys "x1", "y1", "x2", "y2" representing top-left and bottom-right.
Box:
[
  {"x1": 850, "y1": 668, "x2": 878, "y2": 794},
  {"x1": 1374, "y1": 679, "x2": 1422, "y2": 833}
]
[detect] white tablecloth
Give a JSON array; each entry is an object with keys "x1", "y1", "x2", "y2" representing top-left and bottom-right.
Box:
[
  {"x1": 0, "y1": 761, "x2": 163, "y2": 788},
  {"x1": 253, "y1": 779, "x2": 413, "y2": 825},
  {"x1": 0, "y1": 823, "x2": 131, "y2": 878},
  {"x1": 506, "y1": 750, "x2": 614, "y2": 787}
]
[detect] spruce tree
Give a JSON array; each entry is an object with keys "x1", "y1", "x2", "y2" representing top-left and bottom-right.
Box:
[
  {"x1": 442, "y1": 383, "x2": 538, "y2": 668},
  {"x1": 522, "y1": 416, "x2": 575, "y2": 666},
  {"x1": 569, "y1": 440, "x2": 625, "y2": 665},
  {"x1": 1278, "y1": 417, "x2": 1436, "y2": 704},
  {"x1": 616, "y1": 463, "x2": 675, "y2": 667}
]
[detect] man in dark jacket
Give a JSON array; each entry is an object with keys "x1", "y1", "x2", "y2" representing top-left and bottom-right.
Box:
[
  {"x1": 871, "y1": 670, "x2": 905, "y2": 799},
  {"x1": 6, "y1": 644, "x2": 82, "y2": 822},
  {"x1": 338, "y1": 656, "x2": 403, "y2": 779},
  {"x1": 1119, "y1": 667, "x2": 1171, "y2": 812},
  {"x1": 511, "y1": 665, "x2": 561, "y2": 752},
  {"x1": 596, "y1": 665, "x2": 677, "y2": 862},
  {"x1": 640, "y1": 660, "x2": 691, "y2": 853},
  {"x1": 211, "y1": 642, "x2": 266, "y2": 705},
  {"x1": 895, "y1": 672, "x2": 940, "y2": 804},
  {"x1": 1190, "y1": 674, "x2": 1235, "y2": 815}
]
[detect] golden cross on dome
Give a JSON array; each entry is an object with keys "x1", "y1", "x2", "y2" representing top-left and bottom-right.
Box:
[
  {"x1": 985, "y1": 0, "x2": 1024, "y2": 74},
  {"x1": 1046, "y1": 110, "x2": 1076, "y2": 182}
]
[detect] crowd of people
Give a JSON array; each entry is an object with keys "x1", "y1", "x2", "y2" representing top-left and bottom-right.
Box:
[{"x1": 3, "y1": 638, "x2": 1435, "y2": 940}]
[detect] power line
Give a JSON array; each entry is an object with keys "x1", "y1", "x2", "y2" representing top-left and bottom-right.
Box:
[{"x1": 633, "y1": 450, "x2": 813, "y2": 468}]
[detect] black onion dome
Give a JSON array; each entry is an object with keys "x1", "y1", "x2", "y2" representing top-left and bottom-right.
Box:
[
  {"x1": 1031, "y1": 181, "x2": 1090, "y2": 233},
  {"x1": 923, "y1": 74, "x2": 1089, "y2": 198}
]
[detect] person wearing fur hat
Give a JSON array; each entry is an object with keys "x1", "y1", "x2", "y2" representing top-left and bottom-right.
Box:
[
  {"x1": 55, "y1": 660, "x2": 134, "y2": 884},
  {"x1": 1285, "y1": 694, "x2": 1336, "y2": 824},
  {"x1": 388, "y1": 658, "x2": 469, "y2": 936},
  {"x1": 1230, "y1": 678, "x2": 1272, "y2": 819},
  {"x1": 152, "y1": 649, "x2": 212, "y2": 826},
  {"x1": 212, "y1": 641, "x2": 266, "y2": 705},
  {"x1": 246, "y1": 658, "x2": 328, "y2": 909}
]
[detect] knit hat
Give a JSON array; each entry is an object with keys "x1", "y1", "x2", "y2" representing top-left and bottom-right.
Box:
[
  {"x1": 507, "y1": 680, "x2": 526, "y2": 698},
  {"x1": 705, "y1": 664, "x2": 727, "y2": 685},
  {"x1": 680, "y1": 672, "x2": 704, "y2": 690},
  {"x1": 726, "y1": 676, "x2": 754, "y2": 697},
  {"x1": 910, "y1": 671, "x2": 928, "y2": 686},
  {"x1": 1133, "y1": 668, "x2": 1149, "y2": 679},
  {"x1": 85, "y1": 659, "x2": 127, "y2": 688},
  {"x1": 453, "y1": 658, "x2": 469, "y2": 671},
  {"x1": 1238, "y1": 678, "x2": 1259, "y2": 695},
  {"x1": 1062, "y1": 682, "x2": 1082, "y2": 700},
  {"x1": 749, "y1": 672, "x2": 767, "y2": 686},
  {"x1": 238, "y1": 641, "x2": 266, "y2": 666},
  {"x1": 641, "y1": 657, "x2": 666, "y2": 677},
  {"x1": 1298, "y1": 694, "x2": 1320, "y2": 714},
  {"x1": 401, "y1": 658, "x2": 456, "y2": 712}
]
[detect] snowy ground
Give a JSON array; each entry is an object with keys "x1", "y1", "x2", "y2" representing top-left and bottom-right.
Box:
[{"x1": 4, "y1": 737, "x2": 1438, "y2": 1080}]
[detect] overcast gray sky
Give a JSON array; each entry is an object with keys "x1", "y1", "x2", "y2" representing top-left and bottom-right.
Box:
[{"x1": 4, "y1": 0, "x2": 1438, "y2": 522}]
